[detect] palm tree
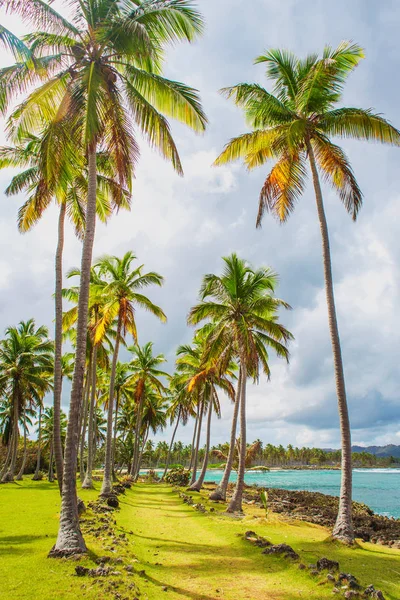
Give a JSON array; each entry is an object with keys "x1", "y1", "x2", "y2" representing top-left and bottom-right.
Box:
[
  {"x1": 137, "y1": 386, "x2": 168, "y2": 473},
  {"x1": 0, "y1": 319, "x2": 54, "y2": 482},
  {"x1": 0, "y1": 398, "x2": 34, "y2": 480},
  {"x1": 188, "y1": 254, "x2": 292, "y2": 512},
  {"x1": 0, "y1": 133, "x2": 131, "y2": 492},
  {"x1": 94, "y1": 254, "x2": 167, "y2": 495},
  {"x1": 214, "y1": 43, "x2": 400, "y2": 542},
  {"x1": 128, "y1": 342, "x2": 169, "y2": 480},
  {"x1": 96, "y1": 361, "x2": 135, "y2": 483},
  {"x1": 41, "y1": 407, "x2": 68, "y2": 482},
  {"x1": 176, "y1": 329, "x2": 235, "y2": 491},
  {"x1": 1, "y1": 0, "x2": 206, "y2": 556},
  {"x1": 161, "y1": 378, "x2": 193, "y2": 479}
]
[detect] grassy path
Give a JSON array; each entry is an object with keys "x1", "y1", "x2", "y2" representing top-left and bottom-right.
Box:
[
  {"x1": 118, "y1": 483, "x2": 400, "y2": 600},
  {"x1": 0, "y1": 479, "x2": 399, "y2": 600}
]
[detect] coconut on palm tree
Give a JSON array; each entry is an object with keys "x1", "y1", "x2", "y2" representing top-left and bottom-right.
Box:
[
  {"x1": 215, "y1": 42, "x2": 400, "y2": 542},
  {"x1": 1, "y1": 0, "x2": 206, "y2": 556},
  {"x1": 188, "y1": 254, "x2": 292, "y2": 512}
]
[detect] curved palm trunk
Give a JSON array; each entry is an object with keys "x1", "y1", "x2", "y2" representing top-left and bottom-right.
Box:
[
  {"x1": 307, "y1": 141, "x2": 354, "y2": 544},
  {"x1": 227, "y1": 359, "x2": 247, "y2": 512},
  {"x1": 189, "y1": 396, "x2": 213, "y2": 491},
  {"x1": 53, "y1": 201, "x2": 67, "y2": 493},
  {"x1": 111, "y1": 392, "x2": 120, "y2": 482},
  {"x1": 2, "y1": 391, "x2": 19, "y2": 482},
  {"x1": 130, "y1": 390, "x2": 145, "y2": 481},
  {"x1": 48, "y1": 439, "x2": 55, "y2": 482},
  {"x1": 50, "y1": 144, "x2": 98, "y2": 557},
  {"x1": 188, "y1": 410, "x2": 198, "y2": 471},
  {"x1": 189, "y1": 400, "x2": 204, "y2": 486},
  {"x1": 82, "y1": 345, "x2": 98, "y2": 489},
  {"x1": 101, "y1": 314, "x2": 122, "y2": 496},
  {"x1": 16, "y1": 410, "x2": 27, "y2": 480},
  {"x1": 210, "y1": 368, "x2": 242, "y2": 501},
  {"x1": 0, "y1": 440, "x2": 13, "y2": 480},
  {"x1": 161, "y1": 408, "x2": 181, "y2": 480},
  {"x1": 33, "y1": 404, "x2": 43, "y2": 480}
]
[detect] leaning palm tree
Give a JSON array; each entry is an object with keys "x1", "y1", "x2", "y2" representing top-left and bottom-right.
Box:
[
  {"x1": 214, "y1": 42, "x2": 400, "y2": 542},
  {"x1": 94, "y1": 254, "x2": 167, "y2": 495},
  {"x1": 1, "y1": 0, "x2": 206, "y2": 556},
  {"x1": 188, "y1": 254, "x2": 292, "y2": 512},
  {"x1": 128, "y1": 342, "x2": 170, "y2": 480}
]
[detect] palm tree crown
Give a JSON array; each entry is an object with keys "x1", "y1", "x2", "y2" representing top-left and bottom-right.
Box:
[{"x1": 215, "y1": 42, "x2": 400, "y2": 224}]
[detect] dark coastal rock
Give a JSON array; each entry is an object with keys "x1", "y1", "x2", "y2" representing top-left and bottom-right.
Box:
[
  {"x1": 262, "y1": 543, "x2": 299, "y2": 560},
  {"x1": 317, "y1": 557, "x2": 339, "y2": 571}
]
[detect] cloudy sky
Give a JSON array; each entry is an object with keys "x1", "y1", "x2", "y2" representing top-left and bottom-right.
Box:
[{"x1": 0, "y1": 0, "x2": 399, "y2": 449}]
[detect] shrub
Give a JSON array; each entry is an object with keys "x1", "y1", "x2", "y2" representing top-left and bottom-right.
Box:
[
  {"x1": 165, "y1": 468, "x2": 190, "y2": 487},
  {"x1": 146, "y1": 469, "x2": 160, "y2": 482}
]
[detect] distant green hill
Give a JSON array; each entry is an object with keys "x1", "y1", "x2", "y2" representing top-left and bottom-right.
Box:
[
  {"x1": 351, "y1": 445, "x2": 400, "y2": 458},
  {"x1": 322, "y1": 445, "x2": 400, "y2": 458}
]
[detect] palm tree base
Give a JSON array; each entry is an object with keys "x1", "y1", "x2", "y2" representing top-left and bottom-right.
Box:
[
  {"x1": 81, "y1": 476, "x2": 94, "y2": 490},
  {"x1": 332, "y1": 520, "x2": 354, "y2": 545},
  {"x1": 1, "y1": 472, "x2": 14, "y2": 483},
  {"x1": 209, "y1": 485, "x2": 226, "y2": 501},
  {"x1": 187, "y1": 483, "x2": 202, "y2": 492},
  {"x1": 49, "y1": 525, "x2": 87, "y2": 557}
]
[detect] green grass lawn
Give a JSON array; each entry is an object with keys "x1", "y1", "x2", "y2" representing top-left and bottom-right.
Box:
[{"x1": 1, "y1": 478, "x2": 399, "y2": 600}]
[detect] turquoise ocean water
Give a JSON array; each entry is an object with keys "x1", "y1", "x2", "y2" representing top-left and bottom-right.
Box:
[{"x1": 199, "y1": 468, "x2": 400, "y2": 518}]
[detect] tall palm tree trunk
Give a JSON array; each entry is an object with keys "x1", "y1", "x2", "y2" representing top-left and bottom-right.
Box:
[
  {"x1": 210, "y1": 368, "x2": 242, "y2": 501},
  {"x1": 307, "y1": 140, "x2": 354, "y2": 544},
  {"x1": 161, "y1": 407, "x2": 181, "y2": 480},
  {"x1": 53, "y1": 201, "x2": 67, "y2": 493},
  {"x1": 135, "y1": 425, "x2": 149, "y2": 478},
  {"x1": 189, "y1": 399, "x2": 204, "y2": 486},
  {"x1": 82, "y1": 344, "x2": 98, "y2": 489},
  {"x1": 33, "y1": 404, "x2": 43, "y2": 480},
  {"x1": 50, "y1": 144, "x2": 98, "y2": 557},
  {"x1": 130, "y1": 390, "x2": 145, "y2": 481},
  {"x1": 188, "y1": 410, "x2": 198, "y2": 471},
  {"x1": 16, "y1": 409, "x2": 27, "y2": 480},
  {"x1": 227, "y1": 359, "x2": 247, "y2": 512},
  {"x1": 101, "y1": 314, "x2": 122, "y2": 496},
  {"x1": 79, "y1": 357, "x2": 92, "y2": 481},
  {"x1": 2, "y1": 391, "x2": 19, "y2": 482},
  {"x1": 189, "y1": 396, "x2": 213, "y2": 491},
  {"x1": 48, "y1": 439, "x2": 55, "y2": 482},
  {"x1": 111, "y1": 392, "x2": 120, "y2": 482}
]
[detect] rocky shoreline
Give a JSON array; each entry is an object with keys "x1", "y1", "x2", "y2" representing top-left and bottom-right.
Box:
[{"x1": 203, "y1": 482, "x2": 400, "y2": 547}]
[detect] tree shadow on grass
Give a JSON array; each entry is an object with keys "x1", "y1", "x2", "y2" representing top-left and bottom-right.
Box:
[
  {"x1": 0, "y1": 533, "x2": 50, "y2": 556},
  {"x1": 137, "y1": 569, "x2": 220, "y2": 600}
]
